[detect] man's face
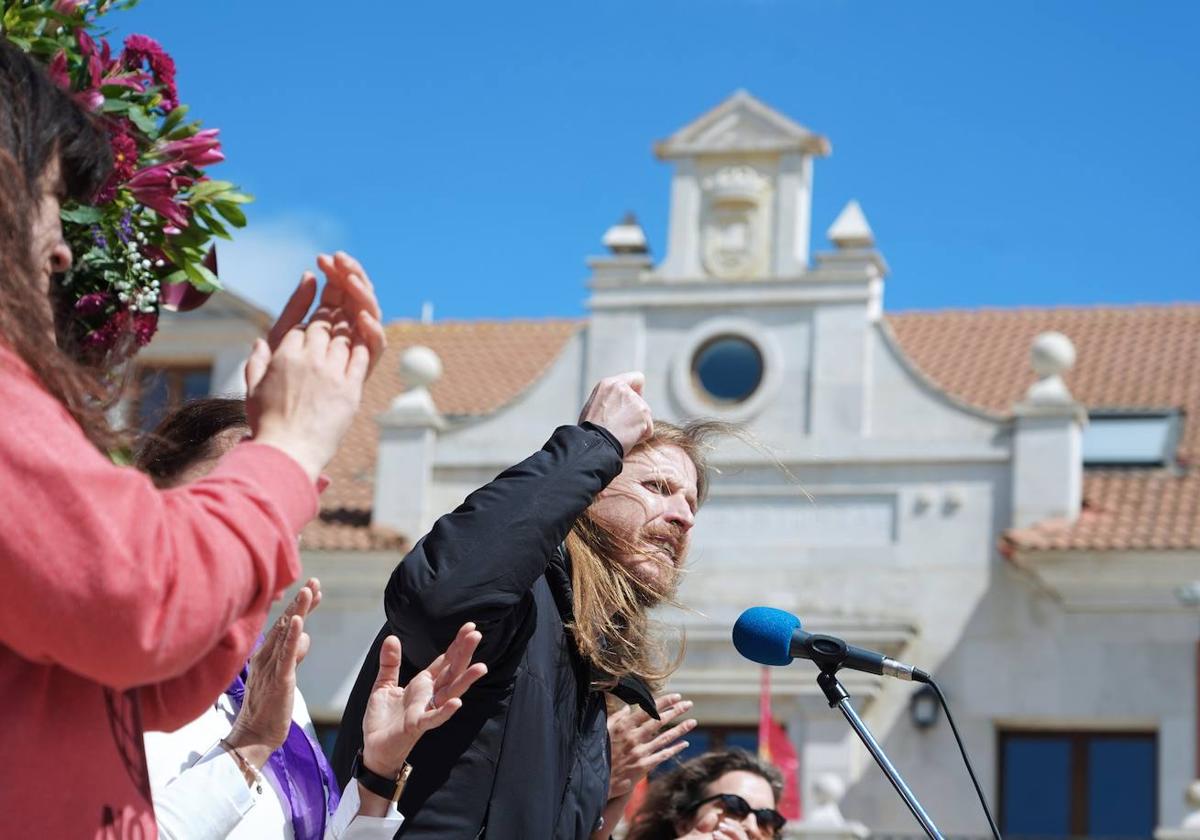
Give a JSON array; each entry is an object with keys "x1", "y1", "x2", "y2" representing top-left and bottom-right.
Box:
[
  {"x1": 587, "y1": 442, "x2": 698, "y2": 600},
  {"x1": 31, "y1": 157, "x2": 73, "y2": 319}
]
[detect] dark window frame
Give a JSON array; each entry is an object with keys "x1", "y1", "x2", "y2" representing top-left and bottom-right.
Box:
[
  {"x1": 132, "y1": 363, "x2": 213, "y2": 431},
  {"x1": 996, "y1": 728, "x2": 1158, "y2": 837},
  {"x1": 1082, "y1": 408, "x2": 1183, "y2": 470}
]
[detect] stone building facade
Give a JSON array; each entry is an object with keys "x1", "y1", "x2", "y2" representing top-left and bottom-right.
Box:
[{"x1": 149, "y1": 91, "x2": 1200, "y2": 837}]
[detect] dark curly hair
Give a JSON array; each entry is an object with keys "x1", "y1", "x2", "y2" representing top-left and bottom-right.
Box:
[
  {"x1": 626, "y1": 748, "x2": 784, "y2": 840},
  {"x1": 135, "y1": 397, "x2": 248, "y2": 487}
]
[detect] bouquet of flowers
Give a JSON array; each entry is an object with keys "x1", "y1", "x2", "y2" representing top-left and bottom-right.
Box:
[{"x1": 1, "y1": 0, "x2": 251, "y2": 360}]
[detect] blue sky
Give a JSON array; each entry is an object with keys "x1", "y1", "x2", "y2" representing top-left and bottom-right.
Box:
[{"x1": 110, "y1": 1, "x2": 1200, "y2": 320}]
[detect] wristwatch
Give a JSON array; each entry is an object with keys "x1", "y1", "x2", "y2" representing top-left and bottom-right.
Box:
[{"x1": 351, "y1": 749, "x2": 413, "y2": 805}]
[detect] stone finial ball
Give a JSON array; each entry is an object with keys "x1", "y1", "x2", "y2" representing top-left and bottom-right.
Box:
[
  {"x1": 400, "y1": 345, "x2": 443, "y2": 388},
  {"x1": 812, "y1": 772, "x2": 846, "y2": 804},
  {"x1": 1030, "y1": 331, "x2": 1076, "y2": 378}
]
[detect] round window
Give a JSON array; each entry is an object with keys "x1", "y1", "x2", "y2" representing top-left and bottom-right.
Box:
[{"x1": 691, "y1": 335, "x2": 764, "y2": 404}]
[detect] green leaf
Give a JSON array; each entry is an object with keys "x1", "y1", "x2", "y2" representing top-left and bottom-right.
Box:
[
  {"x1": 60, "y1": 205, "x2": 105, "y2": 224},
  {"x1": 163, "y1": 269, "x2": 189, "y2": 286},
  {"x1": 183, "y1": 260, "x2": 222, "y2": 293},
  {"x1": 126, "y1": 104, "x2": 158, "y2": 136},
  {"x1": 160, "y1": 104, "x2": 191, "y2": 135},
  {"x1": 219, "y1": 190, "x2": 254, "y2": 205},
  {"x1": 166, "y1": 122, "x2": 202, "y2": 142},
  {"x1": 195, "y1": 206, "x2": 231, "y2": 240},
  {"x1": 189, "y1": 179, "x2": 234, "y2": 202},
  {"x1": 31, "y1": 36, "x2": 61, "y2": 53},
  {"x1": 213, "y1": 201, "x2": 247, "y2": 228},
  {"x1": 100, "y1": 99, "x2": 132, "y2": 114}
]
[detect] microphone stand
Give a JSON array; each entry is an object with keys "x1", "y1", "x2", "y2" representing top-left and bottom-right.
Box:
[{"x1": 813, "y1": 658, "x2": 944, "y2": 840}]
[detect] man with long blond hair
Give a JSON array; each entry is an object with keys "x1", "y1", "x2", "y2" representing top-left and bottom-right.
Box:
[{"x1": 333, "y1": 373, "x2": 726, "y2": 839}]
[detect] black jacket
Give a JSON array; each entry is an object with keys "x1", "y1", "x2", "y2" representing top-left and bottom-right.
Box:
[{"x1": 332, "y1": 423, "x2": 656, "y2": 839}]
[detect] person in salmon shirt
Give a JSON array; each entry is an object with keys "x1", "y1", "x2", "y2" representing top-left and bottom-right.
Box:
[{"x1": 0, "y1": 39, "x2": 387, "y2": 838}]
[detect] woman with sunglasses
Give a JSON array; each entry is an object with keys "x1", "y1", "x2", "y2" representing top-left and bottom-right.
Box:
[{"x1": 625, "y1": 749, "x2": 787, "y2": 840}]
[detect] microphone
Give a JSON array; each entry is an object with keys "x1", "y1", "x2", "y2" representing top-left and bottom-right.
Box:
[{"x1": 732, "y1": 606, "x2": 931, "y2": 683}]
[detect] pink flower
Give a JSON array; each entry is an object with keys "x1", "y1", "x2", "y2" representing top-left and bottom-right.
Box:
[
  {"x1": 52, "y1": 0, "x2": 87, "y2": 14},
  {"x1": 122, "y1": 34, "x2": 178, "y2": 112},
  {"x1": 82, "y1": 309, "x2": 128, "y2": 352},
  {"x1": 76, "y1": 28, "x2": 97, "y2": 58},
  {"x1": 47, "y1": 52, "x2": 70, "y2": 90},
  {"x1": 74, "y1": 292, "x2": 111, "y2": 317},
  {"x1": 126, "y1": 162, "x2": 193, "y2": 229},
  {"x1": 162, "y1": 129, "x2": 224, "y2": 168},
  {"x1": 76, "y1": 89, "x2": 105, "y2": 112},
  {"x1": 133, "y1": 312, "x2": 158, "y2": 346},
  {"x1": 64, "y1": 31, "x2": 150, "y2": 113},
  {"x1": 94, "y1": 128, "x2": 138, "y2": 203}
]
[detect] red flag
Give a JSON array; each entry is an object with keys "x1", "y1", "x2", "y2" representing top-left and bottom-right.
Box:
[
  {"x1": 758, "y1": 667, "x2": 802, "y2": 820},
  {"x1": 623, "y1": 777, "x2": 650, "y2": 824}
]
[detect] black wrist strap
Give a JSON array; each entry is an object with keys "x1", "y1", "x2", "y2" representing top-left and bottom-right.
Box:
[{"x1": 352, "y1": 748, "x2": 412, "y2": 804}]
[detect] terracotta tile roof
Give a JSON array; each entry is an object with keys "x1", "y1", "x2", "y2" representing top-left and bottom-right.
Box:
[
  {"x1": 301, "y1": 509, "x2": 409, "y2": 553},
  {"x1": 887, "y1": 304, "x2": 1200, "y2": 552},
  {"x1": 312, "y1": 319, "x2": 583, "y2": 546},
  {"x1": 312, "y1": 305, "x2": 1199, "y2": 553}
]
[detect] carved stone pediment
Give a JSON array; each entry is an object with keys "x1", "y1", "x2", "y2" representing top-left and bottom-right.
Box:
[{"x1": 655, "y1": 89, "x2": 831, "y2": 159}]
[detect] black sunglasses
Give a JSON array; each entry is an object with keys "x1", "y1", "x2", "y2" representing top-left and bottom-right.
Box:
[{"x1": 686, "y1": 793, "x2": 787, "y2": 836}]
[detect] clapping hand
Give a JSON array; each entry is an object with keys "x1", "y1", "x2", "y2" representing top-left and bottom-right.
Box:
[
  {"x1": 245, "y1": 252, "x2": 387, "y2": 482},
  {"x1": 225, "y1": 578, "x2": 322, "y2": 769},
  {"x1": 360, "y1": 622, "x2": 489, "y2": 780}
]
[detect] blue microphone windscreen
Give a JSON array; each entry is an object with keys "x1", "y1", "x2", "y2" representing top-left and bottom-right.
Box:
[{"x1": 732, "y1": 607, "x2": 800, "y2": 666}]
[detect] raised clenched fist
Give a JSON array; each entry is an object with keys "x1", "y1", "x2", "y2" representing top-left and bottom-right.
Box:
[{"x1": 578, "y1": 372, "x2": 653, "y2": 455}]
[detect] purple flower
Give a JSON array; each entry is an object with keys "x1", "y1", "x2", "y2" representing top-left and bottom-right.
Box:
[
  {"x1": 90, "y1": 225, "x2": 108, "y2": 249},
  {"x1": 117, "y1": 210, "x2": 134, "y2": 243}
]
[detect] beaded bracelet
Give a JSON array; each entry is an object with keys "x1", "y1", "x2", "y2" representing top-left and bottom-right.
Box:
[{"x1": 219, "y1": 738, "x2": 266, "y2": 795}]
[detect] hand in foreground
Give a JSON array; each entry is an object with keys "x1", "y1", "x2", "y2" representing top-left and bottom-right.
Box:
[
  {"x1": 579, "y1": 372, "x2": 654, "y2": 455},
  {"x1": 677, "y1": 811, "x2": 754, "y2": 840},
  {"x1": 259, "y1": 250, "x2": 386, "y2": 375},
  {"x1": 607, "y1": 693, "x2": 696, "y2": 800},
  {"x1": 360, "y1": 622, "x2": 488, "y2": 779},
  {"x1": 246, "y1": 252, "x2": 385, "y2": 482},
  {"x1": 225, "y1": 578, "x2": 322, "y2": 769}
]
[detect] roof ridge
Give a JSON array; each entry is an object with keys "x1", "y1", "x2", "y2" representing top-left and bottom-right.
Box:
[
  {"x1": 888, "y1": 301, "x2": 1200, "y2": 317},
  {"x1": 386, "y1": 316, "x2": 588, "y2": 326}
]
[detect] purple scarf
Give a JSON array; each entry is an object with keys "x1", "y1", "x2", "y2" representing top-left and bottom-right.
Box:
[{"x1": 226, "y1": 659, "x2": 341, "y2": 840}]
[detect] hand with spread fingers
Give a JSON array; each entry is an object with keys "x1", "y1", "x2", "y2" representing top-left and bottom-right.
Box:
[
  {"x1": 592, "y1": 693, "x2": 697, "y2": 839},
  {"x1": 244, "y1": 251, "x2": 386, "y2": 483},
  {"x1": 224, "y1": 578, "x2": 322, "y2": 770},
  {"x1": 356, "y1": 622, "x2": 488, "y2": 814},
  {"x1": 609, "y1": 693, "x2": 697, "y2": 797}
]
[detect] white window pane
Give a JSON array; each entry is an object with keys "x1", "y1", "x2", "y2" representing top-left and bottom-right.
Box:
[{"x1": 1082, "y1": 415, "x2": 1173, "y2": 465}]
